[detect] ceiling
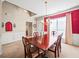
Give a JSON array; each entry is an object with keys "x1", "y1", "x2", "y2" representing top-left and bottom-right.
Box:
[{"x1": 6, "y1": 0, "x2": 79, "y2": 17}]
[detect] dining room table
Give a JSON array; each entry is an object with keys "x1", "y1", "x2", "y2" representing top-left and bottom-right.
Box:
[{"x1": 23, "y1": 32, "x2": 62, "y2": 57}]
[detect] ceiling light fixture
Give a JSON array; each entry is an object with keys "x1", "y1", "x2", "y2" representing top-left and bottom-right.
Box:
[
  {"x1": 40, "y1": 0, "x2": 48, "y2": 24},
  {"x1": 45, "y1": 0, "x2": 47, "y2": 17},
  {"x1": 44, "y1": 0, "x2": 49, "y2": 23}
]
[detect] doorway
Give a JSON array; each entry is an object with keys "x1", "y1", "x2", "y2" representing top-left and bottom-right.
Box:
[{"x1": 26, "y1": 22, "x2": 32, "y2": 36}]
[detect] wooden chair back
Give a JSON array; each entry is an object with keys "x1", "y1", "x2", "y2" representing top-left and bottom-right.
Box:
[{"x1": 22, "y1": 36, "x2": 40, "y2": 58}]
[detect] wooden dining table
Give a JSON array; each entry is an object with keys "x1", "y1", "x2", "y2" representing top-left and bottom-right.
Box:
[
  {"x1": 23, "y1": 36, "x2": 47, "y2": 50},
  {"x1": 23, "y1": 32, "x2": 61, "y2": 57}
]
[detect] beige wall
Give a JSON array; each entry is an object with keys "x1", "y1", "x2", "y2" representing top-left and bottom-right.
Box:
[
  {"x1": 36, "y1": 17, "x2": 44, "y2": 35},
  {"x1": 1, "y1": 1, "x2": 35, "y2": 44},
  {"x1": 0, "y1": 0, "x2": 2, "y2": 55},
  {"x1": 0, "y1": 0, "x2": 2, "y2": 36},
  {"x1": 2, "y1": 1, "x2": 33, "y2": 33}
]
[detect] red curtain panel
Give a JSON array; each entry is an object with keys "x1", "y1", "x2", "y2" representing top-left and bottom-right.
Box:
[
  {"x1": 71, "y1": 10, "x2": 79, "y2": 33},
  {"x1": 5, "y1": 22, "x2": 12, "y2": 31},
  {"x1": 44, "y1": 17, "x2": 49, "y2": 48}
]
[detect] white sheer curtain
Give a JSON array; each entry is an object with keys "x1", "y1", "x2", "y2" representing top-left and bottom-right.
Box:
[
  {"x1": 57, "y1": 17, "x2": 66, "y2": 42},
  {"x1": 49, "y1": 16, "x2": 66, "y2": 43},
  {"x1": 65, "y1": 13, "x2": 72, "y2": 44}
]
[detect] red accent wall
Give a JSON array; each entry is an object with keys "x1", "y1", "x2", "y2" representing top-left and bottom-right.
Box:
[
  {"x1": 5, "y1": 22, "x2": 12, "y2": 31},
  {"x1": 71, "y1": 10, "x2": 79, "y2": 33}
]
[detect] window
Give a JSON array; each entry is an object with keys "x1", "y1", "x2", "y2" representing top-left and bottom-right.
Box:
[{"x1": 49, "y1": 16, "x2": 66, "y2": 42}]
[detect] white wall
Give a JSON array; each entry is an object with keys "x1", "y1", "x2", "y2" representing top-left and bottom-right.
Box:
[
  {"x1": 1, "y1": 1, "x2": 34, "y2": 44},
  {"x1": 72, "y1": 34, "x2": 79, "y2": 46},
  {"x1": 0, "y1": 0, "x2": 2, "y2": 55},
  {"x1": 0, "y1": 0, "x2": 2, "y2": 37},
  {"x1": 36, "y1": 17, "x2": 44, "y2": 36}
]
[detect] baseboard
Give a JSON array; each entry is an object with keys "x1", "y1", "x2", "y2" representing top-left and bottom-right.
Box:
[
  {"x1": 2, "y1": 40, "x2": 21, "y2": 46},
  {"x1": 72, "y1": 42, "x2": 79, "y2": 46}
]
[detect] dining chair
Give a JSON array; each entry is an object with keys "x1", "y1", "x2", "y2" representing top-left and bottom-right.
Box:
[
  {"x1": 58, "y1": 34, "x2": 63, "y2": 52},
  {"x1": 56, "y1": 35, "x2": 62, "y2": 57},
  {"x1": 22, "y1": 36, "x2": 29, "y2": 58},
  {"x1": 33, "y1": 32, "x2": 39, "y2": 39},
  {"x1": 48, "y1": 35, "x2": 62, "y2": 58},
  {"x1": 48, "y1": 41, "x2": 57, "y2": 58},
  {"x1": 22, "y1": 36, "x2": 43, "y2": 58}
]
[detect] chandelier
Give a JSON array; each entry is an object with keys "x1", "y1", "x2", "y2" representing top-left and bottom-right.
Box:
[
  {"x1": 45, "y1": 0, "x2": 47, "y2": 17},
  {"x1": 41, "y1": 0, "x2": 48, "y2": 24}
]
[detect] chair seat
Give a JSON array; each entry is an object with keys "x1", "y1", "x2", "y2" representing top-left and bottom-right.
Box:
[
  {"x1": 48, "y1": 44, "x2": 56, "y2": 52},
  {"x1": 30, "y1": 45, "x2": 38, "y2": 53},
  {"x1": 32, "y1": 49, "x2": 44, "y2": 58}
]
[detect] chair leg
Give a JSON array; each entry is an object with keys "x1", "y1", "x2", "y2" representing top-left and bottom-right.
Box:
[
  {"x1": 58, "y1": 49, "x2": 59, "y2": 57},
  {"x1": 55, "y1": 51, "x2": 56, "y2": 58},
  {"x1": 55, "y1": 48, "x2": 56, "y2": 58},
  {"x1": 24, "y1": 48, "x2": 26, "y2": 58},
  {"x1": 60, "y1": 45, "x2": 61, "y2": 52},
  {"x1": 28, "y1": 48, "x2": 32, "y2": 58},
  {"x1": 37, "y1": 48, "x2": 40, "y2": 55}
]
